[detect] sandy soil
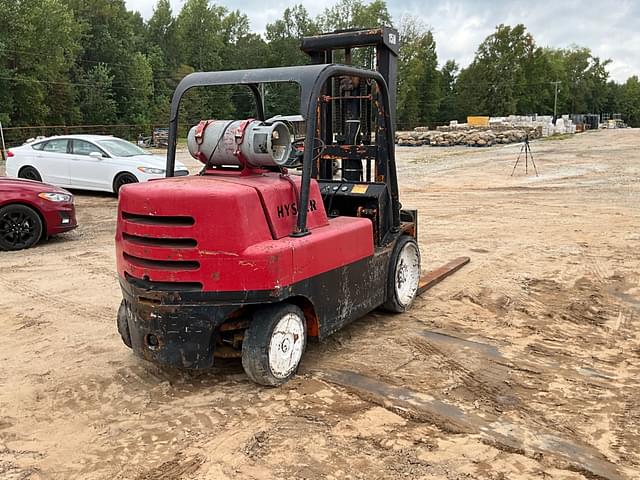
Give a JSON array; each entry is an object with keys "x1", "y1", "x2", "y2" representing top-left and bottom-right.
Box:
[{"x1": 0, "y1": 129, "x2": 639, "y2": 479}]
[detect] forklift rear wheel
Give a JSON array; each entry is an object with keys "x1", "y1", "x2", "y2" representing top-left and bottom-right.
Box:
[
  {"x1": 117, "y1": 300, "x2": 132, "y2": 348},
  {"x1": 242, "y1": 303, "x2": 307, "y2": 386},
  {"x1": 382, "y1": 236, "x2": 421, "y2": 313}
]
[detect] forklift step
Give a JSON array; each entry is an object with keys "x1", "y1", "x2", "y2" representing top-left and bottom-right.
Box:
[{"x1": 417, "y1": 256, "x2": 470, "y2": 296}]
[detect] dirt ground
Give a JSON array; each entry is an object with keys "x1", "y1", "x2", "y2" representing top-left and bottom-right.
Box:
[{"x1": 1, "y1": 129, "x2": 639, "y2": 480}]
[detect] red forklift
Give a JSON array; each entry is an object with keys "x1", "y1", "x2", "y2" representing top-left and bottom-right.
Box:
[{"x1": 116, "y1": 28, "x2": 465, "y2": 385}]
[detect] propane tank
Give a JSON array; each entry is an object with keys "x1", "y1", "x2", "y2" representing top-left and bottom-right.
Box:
[{"x1": 187, "y1": 119, "x2": 292, "y2": 168}]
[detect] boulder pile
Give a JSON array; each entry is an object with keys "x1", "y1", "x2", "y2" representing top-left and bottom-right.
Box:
[
  {"x1": 396, "y1": 126, "x2": 542, "y2": 147},
  {"x1": 396, "y1": 113, "x2": 580, "y2": 147}
]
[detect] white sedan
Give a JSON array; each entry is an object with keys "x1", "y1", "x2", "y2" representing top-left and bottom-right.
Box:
[{"x1": 5, "y1": 135, "x2": 189, "y2": 194}]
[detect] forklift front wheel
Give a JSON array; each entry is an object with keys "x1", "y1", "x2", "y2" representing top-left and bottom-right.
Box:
[
  {"x1": 382, "y1": 236, "x2": 421, "y2": 313},
  {"x1": 242, "y1": 303, "x2": 307, "y2": 386}
]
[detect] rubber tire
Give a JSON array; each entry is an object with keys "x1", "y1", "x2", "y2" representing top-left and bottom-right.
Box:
[
  {"x1": 113, "y1": 173, "x2": 138, "y2": 195},
  {"x1": 382, "y1": 235, "x2": 421, "y2": 313},
  {"x1": 117, "y1": 300, "x2": 132, "y2": 348},
  {"x1": 241, "y1": 303, "x2": 307, "y2": 387},
  {"x1": 18, "y1": 166, "x2": 42, "y2": 182},
  {"x1": 0, "y1": 204, "x2": 43, "y2": 251}
]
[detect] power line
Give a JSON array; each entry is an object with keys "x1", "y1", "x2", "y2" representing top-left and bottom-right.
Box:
[
  {"x1": 0, "y1": 75, "x2": 275, "y2": 97},
  {"x1": 0, "y1": 122, "x2": 199, "y2": 131},
  {"x1": 0, "y1": 46, "x2": 150, "y2": 70},
  {"x1": 0, "y1": 48, "x2": 184, "y2": 85},
  {"x1": 552, "y1": 80, "x2": 562, "y2": 120},
  {"x1": 0, "y1": 75, "x2": 142, "y2": 91}
]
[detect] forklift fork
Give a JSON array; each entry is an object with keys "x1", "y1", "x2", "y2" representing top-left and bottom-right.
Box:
[{"x1": 417, "y1": 256, "x2": 470, "y2": 297}]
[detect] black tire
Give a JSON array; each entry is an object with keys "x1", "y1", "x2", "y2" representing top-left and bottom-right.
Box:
[
  {"x1": 18, "y1": 166, "x2": 42, "y2": 182},
  {"x1": 113, "y1": 173, "x2": 138, "y2": 195},
  {"x1": 382, "y1": 235, "x2": 421, "y2": 313},
  {"x1": 117, "y1": 300, "x2": 132, "y2": 348},
  {"x1": 241, "y1": 303, "x2": 307, "y2": 386},
  {"x1": 0, "y1": 204, "x2": 43, "y2": 251}
]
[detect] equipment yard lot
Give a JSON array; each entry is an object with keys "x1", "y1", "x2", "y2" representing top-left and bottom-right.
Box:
[{"x1": 1, "y1": 129, "x2": 639, "y2": 480}]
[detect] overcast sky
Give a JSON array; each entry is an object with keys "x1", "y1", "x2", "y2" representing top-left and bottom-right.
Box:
[{"x1": 125, "y1": 0, "x2": 639, "y2": 82}]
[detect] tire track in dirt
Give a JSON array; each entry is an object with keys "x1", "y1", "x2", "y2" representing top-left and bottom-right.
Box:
[
  {"x1": 65, "y1": 250, "x2": 119, "y2": 280},
  {"x1": 612, "y1": 380, "x2": 640, "y2": 467},
  {"x1": 319, "y1": 369, "x2": 627, "y2": 480},
  {"x1": 406, "y1": 333, "x2": 571, "y2": 436},
  {"x1": 441, "y1": 269, "x2": 639, "y2": 468},
  {"x1": 0, "y1": 277, "x2": 114, "y2": 323},
  {"x1": 135, "y1": 452, "x2": 205, "y2": 480},
  {"x1": 30, "y1": 366, "x2": 248, "y2": 478}
]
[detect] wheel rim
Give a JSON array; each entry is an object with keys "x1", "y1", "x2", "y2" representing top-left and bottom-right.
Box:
[
  {"x1": 0, "y1": 210, "x2": 38, "y2": 248},
  {"x1": 23, "y1": 169, "x2": 38, "y2": 181},
  {"x1": 268, "y1": 313, "x2": 305, "y2": 379},
  {"x1": 395, "y1": 242, "x2": 420, "y2": 306},
  {"x1": 116, "y1": 175, "x2": 135, "y2": 191}
]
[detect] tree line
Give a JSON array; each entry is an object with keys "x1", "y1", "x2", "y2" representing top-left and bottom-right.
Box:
[{"x1": 1, "y1": 0, "x2": 639, "y2": 132}]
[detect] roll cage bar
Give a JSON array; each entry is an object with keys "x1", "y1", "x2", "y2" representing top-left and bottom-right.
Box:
[{"x1": 165, "y1": 64, "x2": 400, "y2": 237}]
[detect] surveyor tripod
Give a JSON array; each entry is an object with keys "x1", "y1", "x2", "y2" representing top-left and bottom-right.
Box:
[{"x1": 511, "y1": 135, "x2": 538, "y2": 177}]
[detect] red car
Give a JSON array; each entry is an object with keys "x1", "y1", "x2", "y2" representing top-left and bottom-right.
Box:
[{"x1": 0, "y1": 177, "x2": 77, "y2": 251}]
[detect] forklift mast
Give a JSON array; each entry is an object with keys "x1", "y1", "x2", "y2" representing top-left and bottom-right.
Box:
[
  {"x1": 297, "y1": 27, "x2": 402, "y2": 245},
  {"x1": 301, "y1": 27, "x2": 399, "y2": 124},
  {"x1": 301, "y1": 27, "x2": 399, "y2": 181}
]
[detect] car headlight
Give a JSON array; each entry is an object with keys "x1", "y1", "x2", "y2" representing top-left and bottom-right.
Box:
[
  {"x1": 38, "y1": 192, "x2": 72, "y2": 202},
  {"x1": 137, "y1": 166, "x2": 165, "y2": 174}
]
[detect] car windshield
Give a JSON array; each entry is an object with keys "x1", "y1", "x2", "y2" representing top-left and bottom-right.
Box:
[{"x1": 97, "y1": 139, "x2": 151, "y2": 157}]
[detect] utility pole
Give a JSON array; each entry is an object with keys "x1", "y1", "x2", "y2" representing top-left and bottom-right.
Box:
[
  {"x1": 552, "y1": 81, "x2": 561, "y2": 121},
  {"x1": 260, "y1": 83, "x2": 266, "y2": 116},
  {"x1": 0, "y1": 121, "x2": 6, "y2": 163}
]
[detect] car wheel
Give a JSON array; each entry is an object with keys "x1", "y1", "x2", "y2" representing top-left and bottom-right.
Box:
[
  {"x1": 241, "y1": 303, "x2": 307, "y2": 386},
  {"x1": 18, "y1": 166, "x2": 42, "y2": 182},
  {"x1": 382, "y1": 235, "x2": 421, "y2": 313},
  {"x1": 113, "y1": 173, "x2": 138, "y2": 195},
  {"x1": 0, "y1": 204, "x2": 44, "y2": 251}
]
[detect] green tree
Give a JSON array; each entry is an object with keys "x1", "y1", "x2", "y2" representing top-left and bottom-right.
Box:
[
  {"x1": 145, "y1": 0, "x2": 180, "y2": 124},
  {"x1": 603, "y1": 80, "x2": 625, "y2": 115},
  {"x1": 397, "y1": 17, "x2": 441, "y2": 127},
  {"x1": 464, "y1": 24, "x2": 540, "y2": 115},
  {"x1": 455, "y1": 61, "x2": 487, "y2": 117},
  {"x1": 316, "y1": 0, "x2": 392, "y2": 68},
  {"x1": 0, "y1": 0, "x2": 19, "y2": 125},
  {"x1": 147, "y1": 0, "x2": 179, "y2": 68},
  {"x1": 438, "y1": 60, "x2": 459, "y2": 122},
  {"x1": 119, "y1": 53, "x2": 154, "y2": 125},
  {"x1": 175, "y1": 0, "x2": 225, "y2": 71},
  {"x1": 0, "y1": 0, "x2": 81, "y2": 126},
  {"x1": 146, "y1": 45, "x2": 172, "y2": 123},
  {"x1": 263, "y1": 6, "x2": 318, "y2": 115},
  {"x1": 317, "y1": 0, "x2": 391, "y2": 31},
  {"x1": 265, "y1": 5, "x2": 317, "y2": 67},
  {"x1": 79, "y1": 64, "x2": 117, "y2": 124},
  {"x1": 621, "y1": 76, "x2": 640, "y2": 127},
  {"x1": 558, "y1": 47, "x2": 610, "y2": 114},
  {"x1": 1, "y1": 1, "x2": 630, "y2": 134},
  {"x1": 173, "y1": 0, "x2": 243, "y2": 124},
  {"x1": 63, "y1": 0, "x2": 150, "y2": 124}
]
